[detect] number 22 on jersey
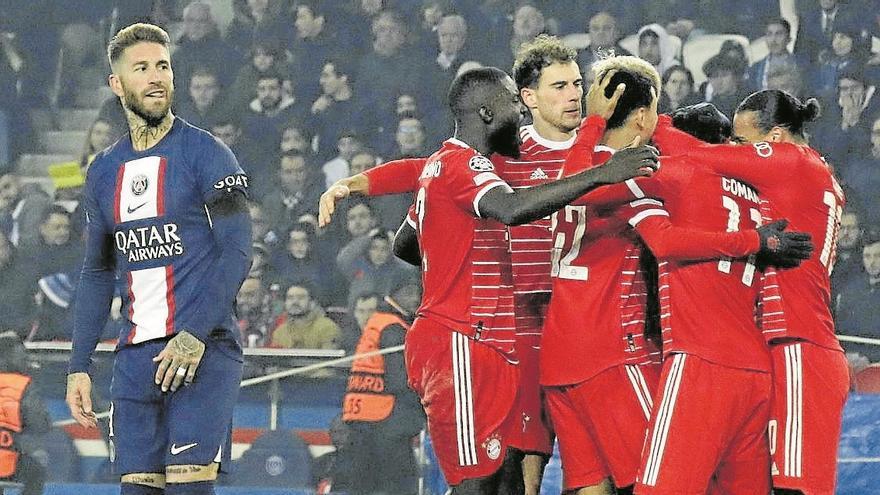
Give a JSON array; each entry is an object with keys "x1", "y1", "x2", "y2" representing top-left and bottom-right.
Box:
[{"x1": 550, "y1": 205, "x2": 588, "y2": 281}]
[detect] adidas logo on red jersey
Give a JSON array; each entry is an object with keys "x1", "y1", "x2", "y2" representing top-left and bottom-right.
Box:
[{"x1": 529, "y1": 168, "x2": 549, "y2": 180}]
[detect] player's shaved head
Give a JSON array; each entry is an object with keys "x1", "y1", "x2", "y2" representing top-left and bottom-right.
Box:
[
  {"x1": 448, "y1": 67, "x2": 512, "y2": 119},
  {"x1": 593, "y1": 57, "x2": 660, "y2": 129}
]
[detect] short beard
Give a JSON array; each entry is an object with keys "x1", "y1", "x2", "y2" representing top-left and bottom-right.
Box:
[
  {"x1": 490, "y1": 120, "x2": 521, "y2": 158},
  {"x1": 124, "y1": 85, "x2": 172, "y2": 127}
]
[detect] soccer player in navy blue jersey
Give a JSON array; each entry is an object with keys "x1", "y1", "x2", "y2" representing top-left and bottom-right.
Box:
[{"x1": 65, "y1": 23, "x2": 252, "y2": 495}]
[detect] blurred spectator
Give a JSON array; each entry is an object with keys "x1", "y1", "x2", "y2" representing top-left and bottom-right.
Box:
[
  {"x1": 226, "y1": 0, "x2": 288, "y2": 53},
  {"x1": 337, "y1": 292, "x2": 380, "y2": 354},
  {"x1": 287, "y1": 1, "x2": 346, "y2": 98},
  {"x1": 270, "y1": 282, "x2": 340, "y2": 349},
  {"x1": 175, "y1": 66, "x2": 227, "y2": 129},
  {"x1": 310, "y1": 58, "x2": 361, "y2": 160},
  {"x1": 797, "y1": 0, "x2": 854, "y2": 63},
  {"x1": 392, "y1": 117, "x2": 429, "y2": 158},
  {"x1": 659, "y1": 65, "x2": 701, "y2": 113},
  {"x1": 0, "y1": 173, "x2": 50, "y2": 248},
  {"x1": 79, "y1": 119, "x2": 117, "y2": 172},
  {"x1": 248, "y1": 201, "x2": 278, "y2": 248},
  {"x1": 576, "y1": 12, "x2": 633, "y2": 75},
  {"x1": 0, "y1": 331, "x2": 49, "y2": 495},
  {"x1": 0, "y1": 231, "x2": 35, "y2": 337},
  {"x1": 414, "y1": 0, "x2": 454, "y2": 53},
  {"x1": 833, "y1": 209, "x2": 865, "y2": 299},
  {"x1": 174, "y1": 1, "x2": 242, "y2": 90},
  {"x1": 237, "y1": 276, "x2": 275, "y2": 347},
  {"x1": 262, "y1": 151, "x2": 322, "y2": 238},
  {"x1": 334, "y1": 277, "x2": 424, "y2": 495},
  {"x1": 210, "y1": 114, "x2": 267, "y2": 178},
  {"x1": 242, "y1": 72, "x2": 307, "y2": 152},
  {"x1": 839, "y1": 116, "x2": 880, "y2": 225},
  {"x1": 339, "y1": 201, "x2": 378, "y2": 247},
  {"x1": 836, "y1": 233, "x2": 880, "y2": 361},
  {"x1": 700, "y1": 52, "x2": 752, "y2": 118},
  {"x1": 640, "y1": 1, "x2": 697, "y2": 39},
  {"x1": 766, "y1": 61, "x2": 806, "y2": 98},
  {"x1": 813, "y1": 66, "x2": 879, "y2": 166},
  {"x1": 322, "y1": 132, "x2": 364, "y2": 190},
  {"x1": 428, "y1": 15, "x2": 472, "y2": 88},
  {"x1": 814, "y1": 18, "x2": 870, "y2": 97},
  {"x1": 270, "y1": 222, "x2": 342, "y2": 306},
  {"x1": 249, "y1": 241, "x2": 270, "y2": 280},
  {"x1": 24, "y1": 206, "x2": 82, "y2": 340},
  {"x1": 355, "y1": 11, "x2": 429, "y2": 124},
  {"x1": 506, "y1": 4, "x2": 547, "y2": 70},
  {"x1": 229, "y1": 38, "x2": 293, "y2": 114},
  {"x1": 337, "y1": 229, "x2": 416, "y2": 306},
  {"x1": 636, "y1": 24, "x2": 681, "y2": 76},
  {"x1": 750, "y1": 18, "x2": 805, "y2": 91}
]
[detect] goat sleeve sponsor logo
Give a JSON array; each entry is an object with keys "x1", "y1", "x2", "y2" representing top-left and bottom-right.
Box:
[
  {"x1": 115, "y1": 223, "x2": 185, "y2": 262},
  {"x1": 213, "y1": 173, "x2": 249, "y2": 191}
]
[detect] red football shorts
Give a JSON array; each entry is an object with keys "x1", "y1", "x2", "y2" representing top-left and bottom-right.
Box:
[
  {"x1": 508, "y1": 343, "x2": 554, "y2": 455},
  {"x1": 405, "y1": 317, "x2": 519, "y2": 486},
  {"x1": 544, "y1": 363, "x2": 659, "y2": 490},
  {"x1": 768, "y1": 341, "x2": 849, "y2": 494},
  {"x1": 635, "y1": 353, "x2": 772, "y2": 495}
]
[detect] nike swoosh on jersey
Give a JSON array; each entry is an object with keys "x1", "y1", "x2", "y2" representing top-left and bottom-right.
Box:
[
  {"x1": 170, "y1": 442, "x2": 199, "y2": 455},
  {"x1": 127, "y1": 202, "x2": 149, "y2": 214}
]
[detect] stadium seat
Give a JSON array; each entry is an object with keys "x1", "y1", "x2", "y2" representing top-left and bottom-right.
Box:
[
  {"x1": 38, "y1": 130, "x2": 88, "y2": 155},
  {"x1": 561, "y1": 33, "x2": 590, "y2": 51},
  {"x1": 16, "y1": 153, "x2": 76, "y2": 176},
  {"x1": 58, "y1": 108, "x2": 101, "y2": 131},
  {"x1": 749, "y1": 37, "x2": 769, "y2": 65},
  {"x1": 681, "y1": 34, "x2": 751, "y2": 86},
  {"x1": 854, "y1": 365, "x2": 880, "y2": 394},
  {"x1": 227, "y1": 430, "x2": 313, "y2": 488}
]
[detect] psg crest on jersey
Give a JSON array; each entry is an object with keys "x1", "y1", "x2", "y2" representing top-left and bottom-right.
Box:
[
  {"x1": 131, "y1": 174, "x2": 149, "y2": 196},
  {"x1": 469, "y1": 155, "x2": 494, "y2": 172}
]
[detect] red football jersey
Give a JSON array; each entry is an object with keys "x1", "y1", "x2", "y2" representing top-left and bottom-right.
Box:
[
  {"x1": 410, "y1": 139, "x2": 517, "y2": 361},
  {"x1": 494, "y1": 125, "x2": 573, "y2": 347},
  {"x1": 621, "y1": 156, "x2": 772, "y2": 372},
  {"x1": 540, "y1": 145, "x2": 664, "y2": 387},
  {"x1": 653, "y1": 120, "x2": 845, "y2": 352}
]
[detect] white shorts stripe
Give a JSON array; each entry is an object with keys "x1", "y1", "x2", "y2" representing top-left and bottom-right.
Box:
[
  {"x1": 452, "y1": 333, "x2": 478, "y2": 466},
  {"x1": 625, "y1": 365, "x2": 652, "y2": 420},
  {"x1": 643, "y1": 354, "x2": 687, "y2": 486},
  {"x1": 784, "y1": 343, "x2": 803, "y2": 478}
]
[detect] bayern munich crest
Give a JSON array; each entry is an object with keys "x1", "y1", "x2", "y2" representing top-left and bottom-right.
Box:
[{"x1": 131, "y1": 174, "x2": 149, "y2": 196}]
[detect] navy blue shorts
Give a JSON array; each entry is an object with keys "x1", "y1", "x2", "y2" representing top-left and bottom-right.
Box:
[{"x1": 109, "y1": 332, "x2": 243, "y2": 475}]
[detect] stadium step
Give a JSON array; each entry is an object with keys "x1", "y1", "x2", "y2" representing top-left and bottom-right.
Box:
[
  {"x1": 58, "y1": 108, "x2": 101, "y2": 131},
  {"x1": 38, "y1": 130, "x2": 88, "y2": 155},
  {"x1": 74, "y1": 86, "x2": 114, "y2": 109},
  {"x1": 16, "y1": 153, "x2": 77, "y2": 176},
  {"x1": 29, "y1": 109, "x2": 55, "y2": 132}
]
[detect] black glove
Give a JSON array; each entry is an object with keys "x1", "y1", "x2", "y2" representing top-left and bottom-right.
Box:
[
  {"x1": 670, "y1": 102, "x2": 732, "y2": 144},
  {"x1": 755, "y1": 220, "x2": 814, "y2": 269}
]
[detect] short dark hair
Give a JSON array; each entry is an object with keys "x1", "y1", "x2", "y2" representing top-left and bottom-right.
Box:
[
  {"x1": 107, "y1": 23, "x2": 171, "y2": 68},
  {"x1": 512, "y1": 34, "x2": 577, "y2": 90},
  {"x1": 190, "y1": 65, "x2": 218, "y2": 83},
  {"x1": 736, "y1": 89, "x2": 821, "y2": 138},
  {"x1": 447, "y1": 66, "x2": 509, "y2": 119},
  {"x1": 766, "y1": 17, "x2": 792, "y2": 36},
  {"x1": 604, "y1": 70, "x2": 656, "y2": 129},
  {"x1": 662, "y1": 65, "x2": 694, "y2": 88},
  {"x1": 256, "y1": 71, "x2": 284, "y2": 84}
]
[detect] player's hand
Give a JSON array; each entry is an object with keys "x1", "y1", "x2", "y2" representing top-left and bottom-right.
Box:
[
  {"x1": 755, "y1": 220, "x2": 814, "y2": 269},
  {"x1": 591, "y1": 136, "x2": 660, "y2": 184},
  {"x1": 318, "y1": 183, "x2": 351, "y2": 228},
  {"x1": 153, "y1": 330, "x2": 206, "y2": 392},
  {"x1": 585, "y1": 69, "x2": 626, "y2": 120},
  {"x1": 66, "y1": 372, "x2": 97, "y2": 429}
]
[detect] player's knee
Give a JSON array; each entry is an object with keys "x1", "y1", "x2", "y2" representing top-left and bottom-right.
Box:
[
  {"x1": 166, "y1": 463, "x2": 219, "y2": 485},
  {"x1": 164, "y1": 480, "x2": 214, "y2": 495},
  {"x1": 120, "y1": 472, "x2": 165, "y2": 490}
]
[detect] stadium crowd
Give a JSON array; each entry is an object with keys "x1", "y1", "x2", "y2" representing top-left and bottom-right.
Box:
[{"x1": 0, "y1": 0, "x2": 877, "y2": 363}]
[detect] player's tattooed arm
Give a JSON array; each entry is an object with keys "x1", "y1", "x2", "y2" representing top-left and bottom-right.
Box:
[
  {"x1": 66, "y1": 372, "x2": 97, "y2": 428},
  {"x1": 153, "y1": 330, "x2": 206, "y2": 392}
]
